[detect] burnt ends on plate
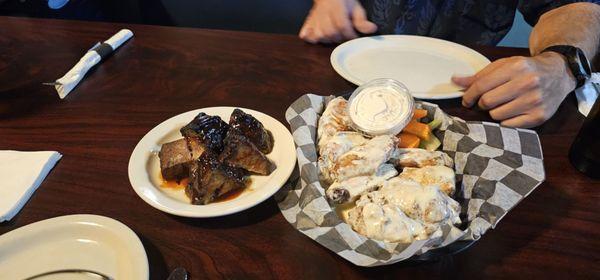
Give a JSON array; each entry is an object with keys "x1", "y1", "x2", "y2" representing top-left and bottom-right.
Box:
[
  {"x1": 230, "y1": 108, "x2": 274, "y2": 154},
  {"x1": 158, "y1": 109, "x2": 276, "y2": 205}
]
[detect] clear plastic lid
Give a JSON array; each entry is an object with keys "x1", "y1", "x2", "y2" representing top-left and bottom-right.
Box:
[{"x1": 347, "y1": 78, "x2": 414, "y2": 136}]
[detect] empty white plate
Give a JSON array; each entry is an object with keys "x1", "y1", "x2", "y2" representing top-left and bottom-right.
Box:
[
  {"x1": 128, "y1": 107, "x2": 297, "y2": 218},
  {"x1": 331, "y1": 35, "x2": 491, "y2": 99},
  {"x1": 0, "y1": 214, "x2": 149, "y2": 280}
]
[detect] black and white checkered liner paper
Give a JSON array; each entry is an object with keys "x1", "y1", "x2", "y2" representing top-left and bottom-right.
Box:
[{"x1": 275, "y1": 94, "x2": 545, "y2": 267}]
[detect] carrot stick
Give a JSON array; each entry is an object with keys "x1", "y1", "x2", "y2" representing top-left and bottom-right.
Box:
[
  {"x1": 411, "y1": 109, "x2": 428, "y2": 120},
  {"x1": 398, "y1": 133, "x2": 421, "y2": 148},
  {"x1": 402, "y1": 120, "x2": 431, "y2": 141}
]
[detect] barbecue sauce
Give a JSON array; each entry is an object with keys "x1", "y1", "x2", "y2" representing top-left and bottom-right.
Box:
[
  {"x1": 160, "y1": 176, "x2": 188, "y2": 190},
  {"x1": 214, "y1": 177, "x2": 251, "y2": 202},
  {"x1": 214, "y1": 188, "x2": 244, "y2": 202},
  {"x1": 160, "y1": 173, "x2": 250, "y2": 202}
]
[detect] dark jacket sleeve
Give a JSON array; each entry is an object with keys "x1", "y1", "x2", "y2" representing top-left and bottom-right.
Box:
[{"x1": 518, "y1": 0, "x2": 600, "y2": 26}]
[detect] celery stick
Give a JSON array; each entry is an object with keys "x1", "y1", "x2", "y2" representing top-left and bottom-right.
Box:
[
  {"x1": 428, "y1": 119, "x2": 442, "y2": 130},
  {"x1": 419, "y1": 134, "x2": 441, "y2": 151}
]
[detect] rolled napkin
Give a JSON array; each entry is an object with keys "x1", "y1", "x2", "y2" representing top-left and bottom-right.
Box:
[
  {"x1": 50, "y1": 29, "x2": 134, "y2": 99},
  {"x1": 0, "y1": 151, "x2": 62, "y2": 222},
  {"x1": 575, "y1": 73, "x2": 600, "y2": 116}
]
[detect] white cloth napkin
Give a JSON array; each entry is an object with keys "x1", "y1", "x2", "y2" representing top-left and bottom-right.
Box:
[
  {"x1": 575, "y1": 73, "x2": 600, "y2": 116},
  {"x1": 0, "y1": 151, "x2": 62, "y2": 222}
]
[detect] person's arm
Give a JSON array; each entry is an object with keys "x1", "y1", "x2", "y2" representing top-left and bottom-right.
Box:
[
  {"x1": 299, "y1": 0, "x2": 377, "y2": 44},
  {"x1": 529, "y1": 3, "x2": 600, "y2": 59},
  {"x1": 454, "y1": 2, "x2": 600, "y2": 128}
]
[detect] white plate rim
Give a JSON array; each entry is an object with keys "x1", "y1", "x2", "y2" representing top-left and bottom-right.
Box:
[
  {"x1": 0, "y1": 214, "x2": 149, "y2": 279},
  {"x1": 330, "y1": 35, "x2": 491, "y2": 100},
  {"x1": 128, "y1": 107, "x2": 297, "y2": 218}
]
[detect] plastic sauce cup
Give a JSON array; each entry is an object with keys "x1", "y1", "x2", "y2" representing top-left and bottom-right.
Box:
[{"x1": 347, "y1": 78, "x2": 414, "y2": 136}]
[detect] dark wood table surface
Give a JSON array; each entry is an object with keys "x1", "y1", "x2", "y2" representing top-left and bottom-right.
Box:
[{"x1": 1, "y1": 16, "x2": 599, "y2": 279}]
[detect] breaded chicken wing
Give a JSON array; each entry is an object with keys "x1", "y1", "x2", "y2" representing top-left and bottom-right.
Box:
[
  {"x1": 346, "y1": 177, "x2": 460, "y2": 242},
  {"x1": 318, "y1": 131, "x2": 368, "y2": 184},
  {"x1": 390, "y1": 148, "x2": 453, "y2": 168},
  {"x1": 326, "y1": 164, "x2": 397, "y2": 204},
  {"x1": 330, "y1": 135, "x2": 397, "y2": 182},
  {"x1": 317, "y1": 97, "x2": 353, "y2": 150},
  {"x1": 380, "y1": 177, "x2": 460, "y2": 225},
  {"x1": 399, "y1": 166, "x2": 456, "y2": 195},
  {"x1": 347, "y1": 201, "x2": 427, "y2": 243}
]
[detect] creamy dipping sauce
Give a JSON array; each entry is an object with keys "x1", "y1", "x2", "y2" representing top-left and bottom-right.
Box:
[{"x1": 348, "y1": 79, "x2": 414, "y2": 136}]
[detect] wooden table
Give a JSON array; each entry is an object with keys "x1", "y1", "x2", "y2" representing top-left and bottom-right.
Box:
[{"x1": 1, "y1": 16, "x2": 598, "y2": 279}]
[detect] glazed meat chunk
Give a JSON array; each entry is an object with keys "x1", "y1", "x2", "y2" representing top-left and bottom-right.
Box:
[
  {"x1": 186, "y1": 152, "x2": 247, "y2": 205},
  {"x1": 219, "y1": 129, "x2": 274, "y2": 175},
  {"x1": 181, "y1": 112, "x2": 230, "y2": 153},
  {"x1": 229, "y1": 108, "x2": 274, "y2": 154}
]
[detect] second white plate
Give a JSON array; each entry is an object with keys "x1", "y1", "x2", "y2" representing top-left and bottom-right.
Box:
[
  {"x1": 331, "y1": 35, "x2": 491, "y2": 99},
  {"x1": 0, "y1": 214, "x2": 149, "y2": 280},
  {"x1": 128, "y1": 107, "x2": 297, "y2": 218}
]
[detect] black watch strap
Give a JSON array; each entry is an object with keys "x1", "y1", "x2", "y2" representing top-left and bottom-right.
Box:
[{"x1": 542, "y1": 45, "x2": 592, "y2": 89}]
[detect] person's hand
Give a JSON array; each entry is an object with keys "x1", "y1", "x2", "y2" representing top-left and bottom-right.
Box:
[
  {"x1": 452, "y1": 52, "x2": 577, "y2": 128},
  {"x1": 299, "y1": 0, "x2": 378, "y2": 44}
]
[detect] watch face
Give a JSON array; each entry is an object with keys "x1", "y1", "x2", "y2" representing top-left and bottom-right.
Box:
[{"x1": 575, "y1": 48, "x2": 592, "y2": 79}]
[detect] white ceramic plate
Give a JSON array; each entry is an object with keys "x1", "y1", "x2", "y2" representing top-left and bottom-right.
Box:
[
  {"x1": 0, "y1": 214, "x2": 148, "y2": 280},
  {"x1": 128, "y1": 107, "x2": 297, "y2": 218},
  {"x1": 331, "y1": 35, "x2": 491, "y2": 99}
]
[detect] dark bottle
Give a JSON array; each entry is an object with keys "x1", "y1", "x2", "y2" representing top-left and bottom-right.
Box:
[{"x1": 569, "y1": 84, "x2": 600, "y2": 179}]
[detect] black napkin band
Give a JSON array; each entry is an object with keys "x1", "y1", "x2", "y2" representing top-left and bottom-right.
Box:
[{"x1": 92, "y1": 43, "x2": 114, "y2": 60}]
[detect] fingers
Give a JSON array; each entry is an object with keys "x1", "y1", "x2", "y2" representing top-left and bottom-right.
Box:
[
  {"x1": 299, "y1": 20, "x2": 335, "y2": 44},
  {"x1": 500, "y1": 112, "x2": 545, "y2": 128},
  {"x1": 451, "y1": 75, "x2": 475, "y2": 88},
  {"x1": 351, "y1": 4, "x2": 378, "y2": 34},
  {"x1": 332, "y1": 9, "x2": 358, "y2": 40},
  {"x1": 454, "y1": 57, "x2": 507, "y2": 94},
  {"x1": 477, "y1": 79, "x2": 523, "y2": 111},
  {"x1": 462, "y1": 61, "x2": 514, "y2": 108},
  {"x1": 299, "y1": 0, "x2": 377, "y2": 44},
  {"x1": 320, "y1": 15, "x2": 343, "y2": 43},
  {"x1": 299, "y1": 12, "x2": 319, "y2": 44},
  {"x1": 299, "y1": 2, "x2": 359, "y2": 44},
  {"x1": 299, "y1": 24, "x2": 318, "y2": 44},
  {"x1": 488, "y1": 94, "x2": 536, "y2": 121},
  {"x1": 459, "y1": 54, "x2": 570, "y2": 128},
  {"x1": 472, "y1": 58, "x2": 507, "y2": 80}
]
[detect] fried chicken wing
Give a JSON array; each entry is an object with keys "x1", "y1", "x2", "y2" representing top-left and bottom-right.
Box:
[
  {"x1": 347, "y1": 201, "x2": 427, "y2": 243},
  {"x1": 317, "y1": 131, "x2": 368, "y2": 184},
  {"x1": 346, "y1": 177, "x2": 460, "y2": 242},
  {"x1": 326, "y1": 164, "x2": 397, "y2": 204},
  {"x1": 390, "y1": 148, "x2": 453, "y2": 168},
  {"x1": 330, "y1": 135, "x2": 397, "y2": 182},
  {"x1": 398, "y1": 165, "x2": 456, "y2": 195},
  {"x1": 317, "y1": 97, "x2": 353, "y2": 150},
  {"x1": 381, "y1": 177, "x2": 460, "y2": 225}
]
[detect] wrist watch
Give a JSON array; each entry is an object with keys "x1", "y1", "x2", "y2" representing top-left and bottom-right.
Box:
[{"x1": 542, "y1": 45, "x2": 592, "y2": 89}]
